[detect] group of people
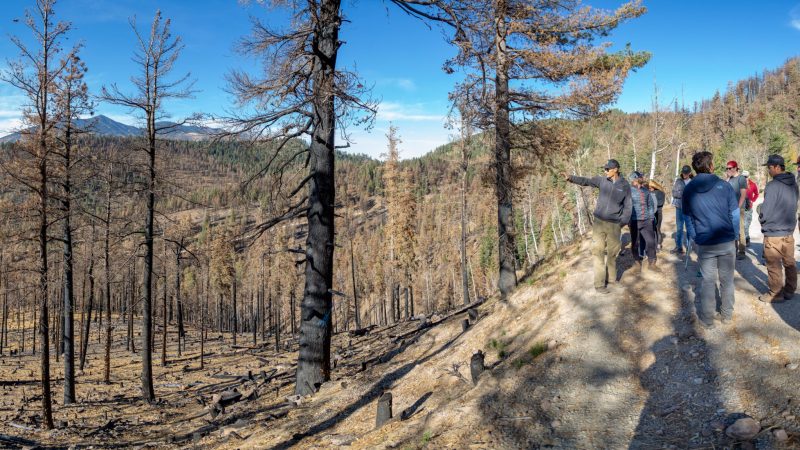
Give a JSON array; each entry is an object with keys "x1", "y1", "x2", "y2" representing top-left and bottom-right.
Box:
[{"x1": 564, "y1": 151, "x2": 799, "y2": 328}]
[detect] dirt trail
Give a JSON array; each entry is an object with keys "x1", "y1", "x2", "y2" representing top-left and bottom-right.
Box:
[{"x1": 236, "y1": 205, "x2": 800, "y2": 449}]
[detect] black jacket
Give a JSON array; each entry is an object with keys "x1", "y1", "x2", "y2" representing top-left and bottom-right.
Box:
[
  {"x1": 759, "y1": 172, "x2": 799, "y2": 237},
  {"x1": 568, "y1": 175, "x2": 632, "y2": 225}
]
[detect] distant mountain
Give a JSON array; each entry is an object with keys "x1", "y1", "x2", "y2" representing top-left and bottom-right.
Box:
[{"x1": 0, "y1": 115, "x2": 219, "y2": 143}]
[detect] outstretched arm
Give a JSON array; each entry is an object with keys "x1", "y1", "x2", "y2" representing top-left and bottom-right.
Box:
[{"x1": 564, "y1": 174, "x2": 599, "y2": 188}]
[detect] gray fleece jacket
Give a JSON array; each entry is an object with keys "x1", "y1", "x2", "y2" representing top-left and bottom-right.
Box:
[
  {"x1": 759, "y1": 172, "x2": 799, "y2": 237},
  {"x1": 568, "y1": 175, "x2": 632, "y2": 225}
]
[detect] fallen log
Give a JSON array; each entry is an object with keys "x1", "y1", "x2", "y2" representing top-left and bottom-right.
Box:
[
  {"x1": 348, "y1": 325, "x2": 377, "y2": 337},
  {"x1": 84, "y1": 418, "x2": 119, "y2": 437},
  {"x1": 391, "y1": 299, "x2": 485, "y2": 342},
  {"x1": 0, "y1": 433, "x2": 40, "y2": 448}
]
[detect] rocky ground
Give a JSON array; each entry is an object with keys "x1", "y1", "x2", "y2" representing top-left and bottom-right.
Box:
[{"x1": 1, "y1": 205, "x2": 799, "y2": 449}]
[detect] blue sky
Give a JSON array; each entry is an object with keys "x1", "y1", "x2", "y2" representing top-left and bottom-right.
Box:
[{"x1": 1, "y1": 1, "x2": 799, "y2": 159}]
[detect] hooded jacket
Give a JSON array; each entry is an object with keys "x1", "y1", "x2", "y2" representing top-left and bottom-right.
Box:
[
  {"x1": 759, "y1": 172, "x2": 799, "y2": 237},
  {"x1": 682, "y1": 173, "x2": 739, "y2": 246},
  {"x1": 568, "y1": 175, "x2": 632, "y2": 224}
]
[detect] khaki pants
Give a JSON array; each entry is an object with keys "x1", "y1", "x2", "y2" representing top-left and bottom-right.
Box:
[
  {"x1": 591, "y1": 219, "x2": 622, "y2": 288},
  {"x1": 763, "y1": 235, "x2": 797, "y2": 299}
]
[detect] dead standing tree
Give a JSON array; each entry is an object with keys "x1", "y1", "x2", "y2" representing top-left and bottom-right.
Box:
[
  {"x1": 226, "y1": 0, "x2": 456, "y2": 395},
  {"x1": 99, "y1": 10, "x2": 195, "y2": 403},
  {"x1": 446, "y1": 0, "x2": 649, "y2": 297},
  {"x1": 1, "y1": 0, "x2": 75, "y2": 429},
  {"x1": 52, "y1": 51, "x2": 92, "y2": 404}
]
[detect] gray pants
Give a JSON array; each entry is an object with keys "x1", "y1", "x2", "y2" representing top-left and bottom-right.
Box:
[
  {"x1": 697, "y1": 241, "x2": 736, "y2": 321},
  {"x1": 743, "y1": 208, "x2": 752, "y2": 242}
]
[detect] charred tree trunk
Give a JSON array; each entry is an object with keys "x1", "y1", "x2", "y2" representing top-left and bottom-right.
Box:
[
  {"x1": 252, "y1": 291, "x2": 257, "y2": 345},
  {"x1": 39, "y1": 172, "x2": 54, "y2": 427},
  {"x1": 460, "y1": 158, "x2": 470, "y2": 305},
  {"x1": 274, "y1": 285, "x2": 281, "y2": 353},
  {"x1": 289, "y1": 289, "x2": 296, "y2": 335},
  {"x1": 141, "y1": 118, "x2": 156, "y2": 403},
  {"x1": 294, "y1": 0, "x2": 340, "y2": 396},
  {"x1": 232, "y1": 276, "x2": 237, "y2": 346},
  {"x1": 61, "y1": 134, "x2": 76, "y2": 403},
  {"x1": 350, "y1": 239, "x2": 360, "y2": 329},
  {"x1": 79, "y1": 247, "x2": 94, "y2": 372},
  {"x1": 177, "y1": 301, "x2": 184, "y2": 355},
  {"x1": 494, "y1": 0, "x2": 517, "y2": 297},
  {"x1": 103, "y1": 170, "x2": 112, "y2": 383}
]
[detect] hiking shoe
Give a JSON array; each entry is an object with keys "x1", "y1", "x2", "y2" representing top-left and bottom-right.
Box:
[
  {"x1": 670, "y1": 247, "x2": 684, "y2": 255},
  {"x1": 784, "y1": 291, "x2": 795, "y2": 300},
  {"x1": 736, "y1": 253, "x2": 746, "y2": 260},
  {"x1": 595, "y1": 286, "x2": 610, "y2": 294},
  {"x1": 745, "y1": 238, "x2": 751, "y2": 246},
  {"x1": 714, "y1": 312, "x2": 733, "y2": 324},
  {"x1": 698, "y1": 318, "x2": 714, "y2": 329},
  {"x1": 758, "y1": 294, "x2": 786, "y2": 304}
]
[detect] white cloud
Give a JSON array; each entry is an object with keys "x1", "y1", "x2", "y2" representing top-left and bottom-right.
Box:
[
  {"x1": 376, "y1": 102, "x2": 446, "y2": 122},
  {"x1": 792, "y1": 5, "x2": 800, "y2": 30},
  {"x1": 100, "y1": 113, "x2": 139, "y2": 126},
  {"x1": 0, "y1": 110, "x2": 21, "y2": 118},
  {"x1": 0, "y1": 117, "x2": 23, "y2": 136},
  {"x1": 377, "y1": 78, "x2": 417, "y2": 92},
  {"x1": 344, "y1": 124, "x2": 450, "y2": 160}
]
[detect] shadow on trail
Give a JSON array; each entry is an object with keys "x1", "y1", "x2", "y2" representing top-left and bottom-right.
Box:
[
  {"x1": 736, "y1": 243, "x2": 769, "y2": 295},
  {"x1": 629, "y1": 255, "x2": 725, "y2": 448},
  {"x1": 468, "y1": 234, "x2": 727, "y2": 448}
]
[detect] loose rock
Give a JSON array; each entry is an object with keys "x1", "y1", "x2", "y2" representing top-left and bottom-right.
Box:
[
  {"x1": 786, "y1": 363, "x2": 799, "y2": 370},
  {"x1": 725, "y1": 417, "x2": 760, "y2": 440},
  {"x1": 774, "y1": 428, "x2": 789, "y2": 442}
]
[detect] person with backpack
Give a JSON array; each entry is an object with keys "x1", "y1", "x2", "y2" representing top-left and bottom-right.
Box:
[
  {"x1": 563, "y1": 159, "x2": 632, "y2": 294},
  {"x1": 671, "y1": 165, "x2": 694, "y2": 255},
  {"x1": 647, "y1": 179, "x2": 667, "y2": 251},
  {"x1": 629, "y1": 172, "x2": 658, "y2": 272},
  {"x1": 742, "y1": 170, "x2": 758, "y2": 246},
  {"x1": 758, "y1": 154, "x2": 798, "y2": 303},
  {"x1": 683, "y1": 151, "x2": 739, "y2": 327},
  {"x1": 725, "y1": 161, "x2": 748, "y2": 259}
]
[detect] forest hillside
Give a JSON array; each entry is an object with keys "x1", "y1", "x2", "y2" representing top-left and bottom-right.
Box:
[{"x1": 2, "y1": 0, "x2": 800, "y2": 447}]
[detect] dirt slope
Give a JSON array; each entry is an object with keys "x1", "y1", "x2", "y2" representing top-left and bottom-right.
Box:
[
  {"x1": 2, "y1": 205, "x2": 799, "y2": 449},
  {"x1": 228, "y1": 205, "x2": 800, "y2": 449}
]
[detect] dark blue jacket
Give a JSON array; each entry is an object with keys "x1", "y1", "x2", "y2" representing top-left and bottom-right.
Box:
[{"x1": 682, "y1": 173, "x2": 740, "y2": 245}]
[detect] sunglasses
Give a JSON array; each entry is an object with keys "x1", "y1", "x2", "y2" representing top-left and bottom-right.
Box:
[{"x1": 726, "y1": 167, "x2": 736, "y2": 170}]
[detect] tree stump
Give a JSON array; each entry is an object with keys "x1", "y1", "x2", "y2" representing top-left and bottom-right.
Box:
[
  {"x1": 376, "y1": 392, "x2": 393, "y2": 428},
  {"x1": 470, "y1": 350, "x2": 485, "y2": 385}
]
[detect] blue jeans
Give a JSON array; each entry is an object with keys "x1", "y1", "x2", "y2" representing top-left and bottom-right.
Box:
[
  {"x1": 697, "y1": 241, "x2": 736, "y2": 321},
  {"x1": 675, "y1": 207, "x2": 687, "y2": 250}
]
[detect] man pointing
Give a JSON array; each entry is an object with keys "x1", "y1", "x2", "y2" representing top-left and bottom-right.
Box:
[{"x1": 563, "y1": 159, "x2": 632, "y2": 294}]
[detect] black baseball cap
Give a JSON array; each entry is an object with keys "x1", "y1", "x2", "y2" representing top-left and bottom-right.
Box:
[
  {"x1": 680, "y1": 165, "x2": 692, "y2": 174},
  {"x1": 762, "y1": 154, "x2": 785, "y2": 167},
  {"x1": 602, "y1": 159, "x2": 620, "y2": 170}
]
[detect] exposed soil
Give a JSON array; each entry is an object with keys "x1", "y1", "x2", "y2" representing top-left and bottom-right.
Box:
[{"x1": 2, "y1": 205, "x2": 799, "y2": 449}]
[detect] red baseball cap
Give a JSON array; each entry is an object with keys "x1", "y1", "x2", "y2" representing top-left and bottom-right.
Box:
[{"x1": 726, "y1": 160, "x2": 738, "y2": 169}]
